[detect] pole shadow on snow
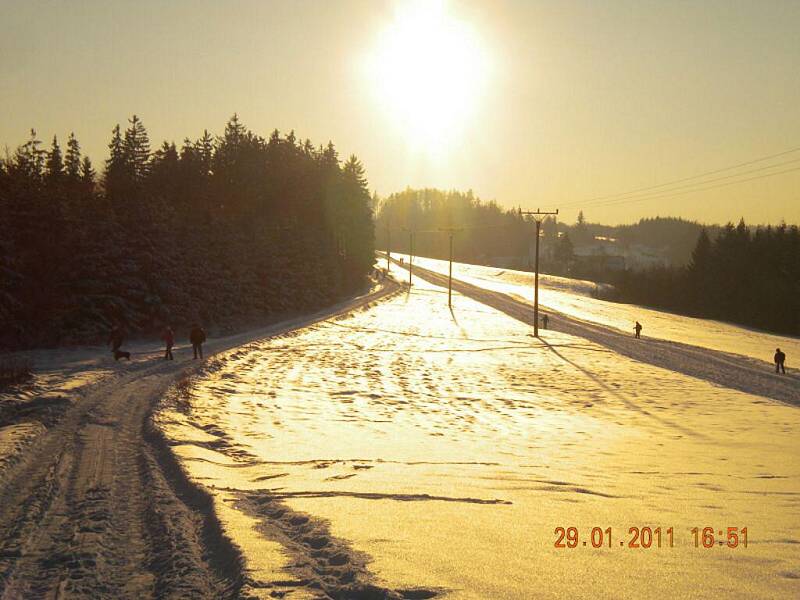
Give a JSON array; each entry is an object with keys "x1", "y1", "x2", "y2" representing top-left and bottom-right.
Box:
[{"x1": 539, "y1": 338, "x2": 709, "y2": 441}]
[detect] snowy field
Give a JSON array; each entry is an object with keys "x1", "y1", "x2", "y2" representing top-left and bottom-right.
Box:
[
  {"x1": 159, "y1": 273, "x2": 800, "y2": 599},
  {"x1": 395, "y1": 254, "x2": 800, "y2": 365}
]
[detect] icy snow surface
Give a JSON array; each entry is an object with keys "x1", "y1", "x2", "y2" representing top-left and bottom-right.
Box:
[
  {"x1": 160, "y1": 268, "x2": 799, "y2": 599},
  {"x1": 399, "y1": 254, "x2": 800, "y2": 365}
]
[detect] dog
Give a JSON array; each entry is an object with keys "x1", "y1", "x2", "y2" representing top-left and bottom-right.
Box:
[{"x1": 113, "y1": 349, "x2": 131, "y2": 361}]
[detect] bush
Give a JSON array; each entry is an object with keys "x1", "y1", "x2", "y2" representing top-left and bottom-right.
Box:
[{"x1": 0, "y1": 356, "x2": 33, "y2": 389}]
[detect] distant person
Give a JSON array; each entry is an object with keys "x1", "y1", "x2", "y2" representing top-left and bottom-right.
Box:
[
  {"x1": 190, "y1": 324, "x2": 206, "y2": 360},
  {"x1": 107, "y1": 325, "x2": 129, "y2": 360},
  {"x1": 774, "y1": 348, "x2": 786, "y2": 374},
  {"x1": 162, "y1": 326, "x2": 175, "y2": 361},
  {"x1": 399, "y1": 257, "x2": 404, "y2": 266},
  {"x1": 108, "y1": 325, "x2": 124, "y2": 352},
  {"x1": 634, "y1": 321, "x2": 642, "y2": 339},
  {"x1": 541, "y1": 314, "x2": 549, "y2": 329}
]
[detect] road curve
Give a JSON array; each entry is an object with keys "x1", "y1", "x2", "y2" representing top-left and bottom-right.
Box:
[{"x1": 0, "y1": 280, "x2": 400, "y2": 599}]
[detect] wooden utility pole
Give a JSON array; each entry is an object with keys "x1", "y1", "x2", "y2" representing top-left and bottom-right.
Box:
[
  {"x1": 438, "y1": 228, "x2": 463, "y2": 308},
  {"x1": 519, "y1": 208, "x2": 559, "y2": 336},
  {"x1": 402, "y1": 227, "x2": 414, "y2": 286},
  {"x1": 385, "y1": 217, "x2": 391, "y2": 272}
]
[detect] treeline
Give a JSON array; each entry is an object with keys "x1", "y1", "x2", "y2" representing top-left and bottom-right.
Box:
[
  {"x1": 607, "y1": 220, "x2": 800, "y2": 335},
  {"x1": 578, "y1": 216, "x2": 721, "y2": 266},
  {"x1": 374, "y1": 189, "x2": 716, "y2": 270},
  {"x1": 0, "y1": 115, "x2": 374, "y2": 349},
  {"x1": 374, "y1": 188, "x2": 533, "y2": 262}
]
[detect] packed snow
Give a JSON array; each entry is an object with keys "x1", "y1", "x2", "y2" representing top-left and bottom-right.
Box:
[
  {"x1": 159, "y1": 272, "x2": 800, "y2": 599},
  {"x1": 396, "y1": 253, "x2": 800, "y2": 365}
]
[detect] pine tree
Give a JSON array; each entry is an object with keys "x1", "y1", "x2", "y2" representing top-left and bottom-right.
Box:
[
  {"x1": 341, "y1": 155, "x2": 375, "y2": 276},
  {"x1": 195, "y1": 129, "x2": 214, "y2": 175},
  {"x1": 689, "y1": 228, "x2": 711, "y2": 272},
  {"x1": 149, "y1": 141, "x2": 179, "y2": 198},
  {"x1": 80, "y1": 156, "x2": 95, "y2": 186},
  {"x1": 213, "y1": 115, "x2": 248, "y2": 180},
  {"x1": 555, "y1": 232, "x2": 574, "y2": 266},
  {"x1": 11, "y1": 129, "x2": 46, "y2": 181},
  {"x1": 104, "y1": 124, "x2": 126, "y2": 197},
  {"x1": 573, "y1": 210, "x2": 592, "y2": 245},
  {"x1": 123, "y1": 114, "x2": 151, "y2": 182},
  {"x1": 64, "y1": 132, "x2": 81, "y2": 179},
  {"x1": 46, "y1": 135, "x2": 64, "y2": 181},
  {"x1": 322, "y1": 141, "x2": 339, "y2": 167}
]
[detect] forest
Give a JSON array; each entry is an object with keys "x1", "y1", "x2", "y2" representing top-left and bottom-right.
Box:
[
  {"x1": 608, "y1": 220, "x2": 800, "y2": 335},
  {"x1": 0, "y1": 115, "x2": 375, "y2": 349}
]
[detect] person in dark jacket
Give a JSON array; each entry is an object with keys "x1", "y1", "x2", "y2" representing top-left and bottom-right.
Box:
[
  {"x1": 774, "y1": 348, "x2": 786, "y2": 374},
  {"x1": 634, "y1": 321, "x2": 642, "y2": 339},
  {"x1": 541, "y1": 314, "x2": 549, "y2": 329},
  {"x1": 190, "y1": 324, "x2": 206, "y2": 360},
  {"x1": 162, "y1": 326, "x2": 175, "y2": 361},
  {"x1": 108, "y1": 325, "x2": 124, "y2": 352}
]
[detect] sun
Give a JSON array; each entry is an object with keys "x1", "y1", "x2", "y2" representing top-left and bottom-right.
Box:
[{"x1": 364, "y1": 1, "x2": 490, "y2": 154}]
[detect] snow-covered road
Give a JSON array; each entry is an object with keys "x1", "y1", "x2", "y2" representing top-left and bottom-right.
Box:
[
  {"x1": 0, "y1": 281, "x2": 399, "y2": 599},
  {"x1": 160, "y1": 270, "x2": 800, "y2": 599}
]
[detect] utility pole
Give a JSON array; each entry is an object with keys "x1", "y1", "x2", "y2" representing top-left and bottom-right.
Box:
[
  {"x1": 402, "y1": 227, "x2": 414, "y2": 286},
  {"x1": 519, "y1": 208, "x2": 559, "y2": 336},
  {"x1": 385, "y1": 216, "x2": 391, "y2": 272},
  {"x1": 438, "y1": 228, "x2": 463, "y2": 308}
]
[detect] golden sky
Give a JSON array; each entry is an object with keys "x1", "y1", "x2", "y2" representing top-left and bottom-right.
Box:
[{"x1": 1, "y1": 0, "x2": 798, "y2": 225}]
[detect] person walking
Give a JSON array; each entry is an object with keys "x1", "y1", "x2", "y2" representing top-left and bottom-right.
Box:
[
  {"x1": 542, "y1": 314, "x2": 549, "y2": 329},
  {"x1": 162, "y1": 326, "x2": 175, "y2": 361},
  {"x1": 774, "y1": 348, "x2": 786, "y2": 374},
  {"x1": 634, "y1": 321, "x2": 642, "y2": 339},
  {"x1": 108, "y1": 325, "x2": 124, "y2": 353},
  {"x1": 190, "y1": 324, "x2": 206, "y2": 360}
]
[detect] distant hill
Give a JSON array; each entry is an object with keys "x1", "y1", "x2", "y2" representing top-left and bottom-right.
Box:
[{"x1": 374, "y1": 188, "x2": 719, "y2": 271}]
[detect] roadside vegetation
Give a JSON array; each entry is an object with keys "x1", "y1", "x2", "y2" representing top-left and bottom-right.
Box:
[
  {"x1": 0, "y1": 356, "x2": 32, "y2": 389},
  {"x1": 0, "y1": 116, "x2": 375, "y2": 349}
]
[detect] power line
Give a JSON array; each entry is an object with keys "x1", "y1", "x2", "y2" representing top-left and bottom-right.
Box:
[
  {"x1": 578, "y1": 164, "x2": 800, "y2": 209},
  {"x1": 560, "y1": 143, "x2": 800, "y2": 210},
  {"x1": 562, "y1": 156, "x2": 800, "y2": 209}
]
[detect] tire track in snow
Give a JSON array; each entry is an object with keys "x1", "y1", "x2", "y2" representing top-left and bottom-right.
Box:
[{"x1": 0, "y1": 279, "x2": 402, "y2": 599}]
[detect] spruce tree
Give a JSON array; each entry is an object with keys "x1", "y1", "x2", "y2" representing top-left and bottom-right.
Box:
[
  {"x1": 689, "y1": 228, "x2": 711, "y2": 273},
  {"x1": 104, "y1": 124, "x2": 126, "y2": 198},
  {"x1": 46, "y1": 135, "x2": 64, "y2": 182},
  {"x1": 195, "y1": 129, "x2": 214, "y2": 175},
  {"x1": 12, "y1": 129, "x2": 46, "y2": 181},
  {"x1": 124, "y1": 114, "x2": 151, "y2": 182},
  {"x1": 64, "y1": 132, "x2": 81, "y2": 179},
  {"x1": 555, "y1": 232, "x2": 574, "y2": 266},
  {"x1": 341, "y1": 155, "x2": 375, "y2": 277},
  {"x1": 80, "y1": 156, "x2": 95, "y2": 186}
]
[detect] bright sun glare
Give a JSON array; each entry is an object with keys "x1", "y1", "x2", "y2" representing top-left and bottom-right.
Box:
[{"x1": 365, "y1": 1, "x2": 490, "y2": 154}]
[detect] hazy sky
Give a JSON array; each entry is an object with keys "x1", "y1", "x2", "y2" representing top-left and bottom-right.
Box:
[{"x1": 2, "y1": 0, "x2": 798, "y2": 225}]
